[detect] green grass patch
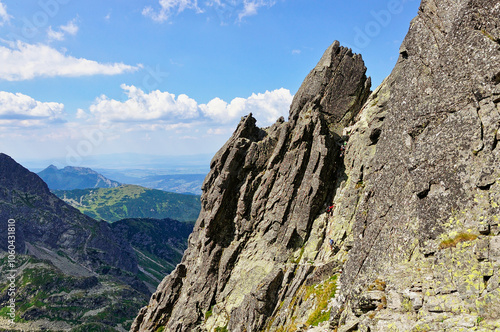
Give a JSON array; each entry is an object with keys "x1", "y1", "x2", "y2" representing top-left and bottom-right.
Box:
[
  {"x1": 291, "y1": 246, "x2": 305, "y2": 264},
  {"x1": 205, "y1": 305, "x2": 214, "y2": 320},
  {"x1": 305, "y1": 275, "x2": 338, "y2": 326}
]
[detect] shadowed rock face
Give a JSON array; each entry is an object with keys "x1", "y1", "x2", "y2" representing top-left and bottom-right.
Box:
[
  {"x1": 340, "y1": 0, "x2": 500, "y2": 299},
  {"x1": 131, "y1": 41, "x2": 371, "y2": 332}
]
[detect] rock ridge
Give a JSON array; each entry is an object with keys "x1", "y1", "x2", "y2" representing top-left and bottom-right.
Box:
[
  {"x1": 131, "y1": 41, "x2": 370, "y2": 332},
  {"x1": 133, "y1": 0, "x2": 500, "y2": 330}
]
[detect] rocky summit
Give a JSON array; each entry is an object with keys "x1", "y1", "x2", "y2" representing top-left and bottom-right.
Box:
[
  {"x1": 131, "y1": 40, "x2": 371, "y2": 331},
  {"x1": 132, "y1": 0, "x2": 500, "y2": 331}
]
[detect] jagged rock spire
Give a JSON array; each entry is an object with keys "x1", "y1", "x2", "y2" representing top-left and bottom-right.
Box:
[
  {"x1": 131, "y1": 41, "x2": 370, "y2": 332},
  {"x1": 290, "y1": 41, "x2": 371, "y2": 134}
]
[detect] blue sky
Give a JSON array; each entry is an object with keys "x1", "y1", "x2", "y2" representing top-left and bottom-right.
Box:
[{"x1": 0, "y1": 0, "x2": 420, "y2": 168}]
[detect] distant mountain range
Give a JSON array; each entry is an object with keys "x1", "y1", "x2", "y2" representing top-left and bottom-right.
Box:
[
  {"x1": 23, "y1": 153, "x2": 212, "y2": 174},
  {"x1": 97, "y1": 170, "x2": 206, "y2": 195},
  {"x1": 0, "y1": 153, "x2": 196, "y2": 330},
  {"x1": 53, "y1": 185, "x2": 201, "y2": 222},
  {"x1": 37, "y1": 163, "x2": 206, "y2": 195},
  {"x1": 38, "y1": 165, "x2": 121, "y2": 190}
]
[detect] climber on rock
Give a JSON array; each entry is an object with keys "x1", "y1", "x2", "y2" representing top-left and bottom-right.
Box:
[{"x1": 340, "y1": 143, "x2": 346, "y2": 157}]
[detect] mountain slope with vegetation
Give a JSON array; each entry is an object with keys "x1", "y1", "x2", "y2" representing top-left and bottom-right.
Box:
[
  {"x1": 0, "y1": 153, "x2": 149, "y2": 330},
  {"x1": 96, "y1": 169, "x2": 206, "y2": 195},
  {"x1": 53, "y1": 185, "x2": 201, "y2": 222},
  {"x1": 38, "y1": 165, "x2": 121, "y2": 190},
  {"x1": 0, "y1": 154, "x2": 196, "y2": 331},
  {"x1": 110, "y1": 218, "x2": 194, "y2": 292},
  {"x1": 0, "y1": 255, "x2": 148, "y2": 331}
]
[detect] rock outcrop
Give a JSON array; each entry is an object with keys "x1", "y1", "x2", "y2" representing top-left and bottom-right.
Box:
[
  {"x1": 132, "y1": 0, "x2": 500, "y2": 330},
  {"x1": 330, "y1": 0, "x2": 500, "y2": 330},
  {"x1": 131, "y1": 41, "x2": 371, "y2": 332}
]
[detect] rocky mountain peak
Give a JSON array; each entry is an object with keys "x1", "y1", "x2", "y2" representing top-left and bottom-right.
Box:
[
  {"x1": 0, "y1": 153, "x2": 51, "y2": 196},
  {"x1": 289, "y1": 41, "x2": 371, "y2": 134},
  {"x1": 38, "y1": 164, "x2": 121, "y2": 190},
  {"x1": 133, "y1": 0, "x2": 500, "y2": 330},
  {"x1": 131, "y1": 41, "x2": 370, "y2": 332}
]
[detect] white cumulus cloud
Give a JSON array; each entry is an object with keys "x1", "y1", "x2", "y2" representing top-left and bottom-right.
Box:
[
  {"x1": 200, "y1": 88, "x2": 292, "y2": 126},
  {"x1": 0, "y1": 91, "x2": 65, "y2": 127},
  {"x1": 47, "y1": 26, "x2": 65, "y2": 41},
  {"x1": 89, "y1": 84, "x2": 199, "y2": 123},
  {"x1": 0, "y1": 41, "x2": 142, "y2": 81},
  {"x1": 49, "y1": 19, "x2": 79, "y2": 41},
  {"x1": 60, "y1": 20, "x2": 79, "y2": 35},
  {"x1": 86, "y1": 85, "x2": 292, "y2": 129}
]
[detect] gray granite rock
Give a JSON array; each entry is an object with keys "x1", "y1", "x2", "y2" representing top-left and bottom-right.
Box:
[
  {"x1": 131, "y1": 41, "x2": 370, "y2": 332},
  {"x1": 132, "y1": 0, "x2": 500, "y2": 330}
]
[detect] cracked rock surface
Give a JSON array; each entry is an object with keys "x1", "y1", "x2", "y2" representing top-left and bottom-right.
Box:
[
  {"x1": 131, "y1": 41, "x2": 370, "y2": 332},
  {"x1": 132, "y1": 0, "x2": 500, "y2": 330},
  {"x1": 331, "y1": 0, "x2": 500, "y2": 330}
]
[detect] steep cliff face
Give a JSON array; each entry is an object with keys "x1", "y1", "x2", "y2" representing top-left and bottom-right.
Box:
[
  {"x1": 131, "y1": 41, "x2": 371, "y2": 332},
  {"x1": 331, "y1": 0, "x2": 500, "y2": 330},
  {"x1": 133, "y1": 0, "x2": 500, "y2": 330}
]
